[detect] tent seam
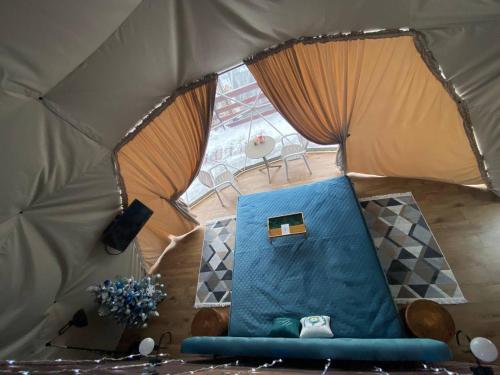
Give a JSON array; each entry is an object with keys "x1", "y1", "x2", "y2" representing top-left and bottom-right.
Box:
[
  {"x1": 40, "y1": 98, "x2": 109, "y2": 150},
  {"x1": 0, "y1": 216, "x2": 19, "y2": 253},
  {"x1": 26, "y1": 150, "x2": 115, "y2": 212},
  {"x1": 411, "y1": 30, "x2": 492, "y2": 190},
  {"x1": 42, "y1": 1, "x2": 144, "y2": 97}
]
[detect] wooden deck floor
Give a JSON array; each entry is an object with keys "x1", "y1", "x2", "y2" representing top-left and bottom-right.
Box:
[{"x1": 121, "y1": 152, "x2": 500, "y2": 364}]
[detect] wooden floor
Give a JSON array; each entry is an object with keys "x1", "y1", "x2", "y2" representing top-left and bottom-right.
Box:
[{"x1": 121, "y1": 152, "x2": 500, "y2": 364}]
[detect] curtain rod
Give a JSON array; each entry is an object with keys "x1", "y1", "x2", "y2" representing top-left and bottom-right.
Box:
[
  {"x1": 218, "y1": 62, "x2": 244, "y2": 75},
  {"x1": 217, "y1": 28, "x2": 413, "y2": 76}
]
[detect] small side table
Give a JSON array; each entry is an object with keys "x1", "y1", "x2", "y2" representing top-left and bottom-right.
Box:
[
  {"x1": 191, "y1": 307, "x2": 230, "y2": 337},
  {"x1": 403, "y1": 299, "x2": 456, "y2": 343},
  {"x1": 245, "y1": 136, "x2": 280, "y2": 183}
]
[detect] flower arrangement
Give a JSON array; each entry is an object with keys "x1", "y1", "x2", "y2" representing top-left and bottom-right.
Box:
[
  {"x1": 253, "y1": 134, "x2": 266, "y2": 145},
  {"x1": 87, "y1": 274, "x2": 167, "y2": 328}
]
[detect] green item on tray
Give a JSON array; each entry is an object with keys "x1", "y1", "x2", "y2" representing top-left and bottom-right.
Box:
[
  {"x1": 268, "y1": 213, "x2": 304, "y2": 229},
  {"x1": 269, "y1": 317, "x2": 301, "y2": 338}
]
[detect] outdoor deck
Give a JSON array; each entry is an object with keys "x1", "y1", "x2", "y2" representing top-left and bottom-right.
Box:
[{"x1": 191, "y1": 151, "x2": 340, "y2": 222}]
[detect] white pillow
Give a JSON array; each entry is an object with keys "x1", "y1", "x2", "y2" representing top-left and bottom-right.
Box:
[{"x1": 299, "y1": 315, "x2": 334, "y2": 338}]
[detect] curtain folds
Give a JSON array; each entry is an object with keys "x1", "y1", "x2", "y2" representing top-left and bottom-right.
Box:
[
  {"x1": 116, "y1": 75, "x2": 217, "y2": 271},
  {"x1": 246, "y1": 40, "x2": 365, "y2": 171},
  {"x1": 245, "y1": 35, "x2": 483, "y2": 185}
]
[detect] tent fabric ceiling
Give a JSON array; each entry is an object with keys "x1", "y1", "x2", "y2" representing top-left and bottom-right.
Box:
[
  {"x1": 0, "y1": 0, "x2": 141, "y2": 97},
  {"x1": 1, "y1": 0, "x2": 500, "y2": 359}
]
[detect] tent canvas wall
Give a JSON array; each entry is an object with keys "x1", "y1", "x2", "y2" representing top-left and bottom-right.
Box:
[{"x1": 1, "y1": 0, "x2": 500, "y2": 358}]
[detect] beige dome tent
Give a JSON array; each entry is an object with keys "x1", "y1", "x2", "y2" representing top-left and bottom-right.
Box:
[{"x1": 1, "y1": 0, "x2": 499, "y2": 359}]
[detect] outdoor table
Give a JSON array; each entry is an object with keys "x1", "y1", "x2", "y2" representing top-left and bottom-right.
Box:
[{"x1": 245, "y1": 135, "x2": 280, "y2": 183}]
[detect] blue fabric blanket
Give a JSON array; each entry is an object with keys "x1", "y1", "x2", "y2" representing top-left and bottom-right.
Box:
[{"x1": 229, "y1": 177, "x2": 405, "y2": 338}]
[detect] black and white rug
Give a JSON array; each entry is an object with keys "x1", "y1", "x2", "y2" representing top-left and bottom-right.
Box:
[
  {"x1": 194, "y1": 216, "x2": 235, "y2": 308},
  {"x1": 195, "y1": 193, "x2": 466, "y2": 307},
  {"x1": 359, "y1": 192, "x2": 466, "y2": 304}
]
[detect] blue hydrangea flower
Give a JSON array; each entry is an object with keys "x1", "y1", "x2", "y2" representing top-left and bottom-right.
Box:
[{"x1": 88, "y1": 275, "x2": 167, "y2": 327}]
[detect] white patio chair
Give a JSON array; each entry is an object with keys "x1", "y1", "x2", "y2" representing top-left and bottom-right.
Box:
[
  {"x1": 197, "y1": 164, "x2": 241, "y2": 206},
  {"x1": 281, "y1": 133, "x2": 312, "y2": 181}
]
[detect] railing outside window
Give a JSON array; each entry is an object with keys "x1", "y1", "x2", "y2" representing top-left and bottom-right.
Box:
[{"x1": 183, "y1": 65, "x2": 334, "y2": 205}]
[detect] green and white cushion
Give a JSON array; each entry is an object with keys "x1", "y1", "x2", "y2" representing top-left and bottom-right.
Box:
[{"x1": 300, "y1": 315, "x2": 333, "y2": 338}]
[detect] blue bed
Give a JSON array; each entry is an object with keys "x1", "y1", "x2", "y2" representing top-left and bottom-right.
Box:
[
  {"x1": 229, "y1": 176, "x2": 404, "y2": 338},
  {"x1": 182, "y1": 177, "x2": 452, "y2": 361}
]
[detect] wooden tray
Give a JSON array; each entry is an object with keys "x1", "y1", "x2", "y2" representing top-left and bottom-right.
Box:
[{"x1": 267, "y1": 212, "x2": 306, "y2": 238}]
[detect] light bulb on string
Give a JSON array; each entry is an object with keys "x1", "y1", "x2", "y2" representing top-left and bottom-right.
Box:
[
  {"x1": 321, "y1": 358, "x2": 332, "y2": 375},
  {"x1": 373, "y1": 366, "x2": 389, "y2": 375},
  {"x1": 421, "y1": 363, "x2": 456, "y2": 375},
  {"x1": 246, "y1": 358, "x2": 283, "y2": 373},
  {"x1": 170, "y1": 359, "x2": 238, "y2": 375}
]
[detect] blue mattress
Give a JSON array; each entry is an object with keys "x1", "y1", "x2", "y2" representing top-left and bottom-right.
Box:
[{"x1": 229, "y1": 177, "x2": 405, "y2": 338}]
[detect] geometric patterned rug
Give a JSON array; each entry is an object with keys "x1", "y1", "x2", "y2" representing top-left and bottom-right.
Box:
[
  {"x1": 359, "y1": 192, "x2": 466, "y2": 304},
  {"x1": 194, "y1": 216, "x2": 236, "y2": 308}
]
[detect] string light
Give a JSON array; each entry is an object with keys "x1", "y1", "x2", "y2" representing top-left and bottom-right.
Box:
[
  {"x1": 4, "y1": 353, "x2": 154, "y2": 366},
  {"x1": 373, "y1": 366, "x2": 390, "y2": 375},
  {"x1": 0, "y1": 354, "x2": 176, "y2": 375},
  {"x1": 248, "y1": 358, "x2": 283, "y2": 373},
  {"x1": 421, "y1": 362, "x2": 457, "y2": 375},
  {"x1": 1, "y1": 357, "x2": 282, "y2": 375},
  {"x1": 6, "y1": 355, "x2": 464, "y2": 375},
  {"x1": 111, "y1": 362, "x2": 147, "y2": 370},
  {"x1": 165, "y1": 359, "x2": 236, "y2": 375},
  {"x1": 231, "y1": 359, "x2": 285, "y2": 375},
  {"x1": 321, "y1": 358, "x2": 332, "y2": 375}
]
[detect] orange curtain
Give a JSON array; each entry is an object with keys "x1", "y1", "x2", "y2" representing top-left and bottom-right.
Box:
[
  {"x1": 116, "y1": 75, "x2": 217, "y2": 271},
  {"x1": 246, "y1": 36, "x2": 482, "y2": 185},
  {"x1": 247, "y1": 40, "x2": 365, "y2": 169}
]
